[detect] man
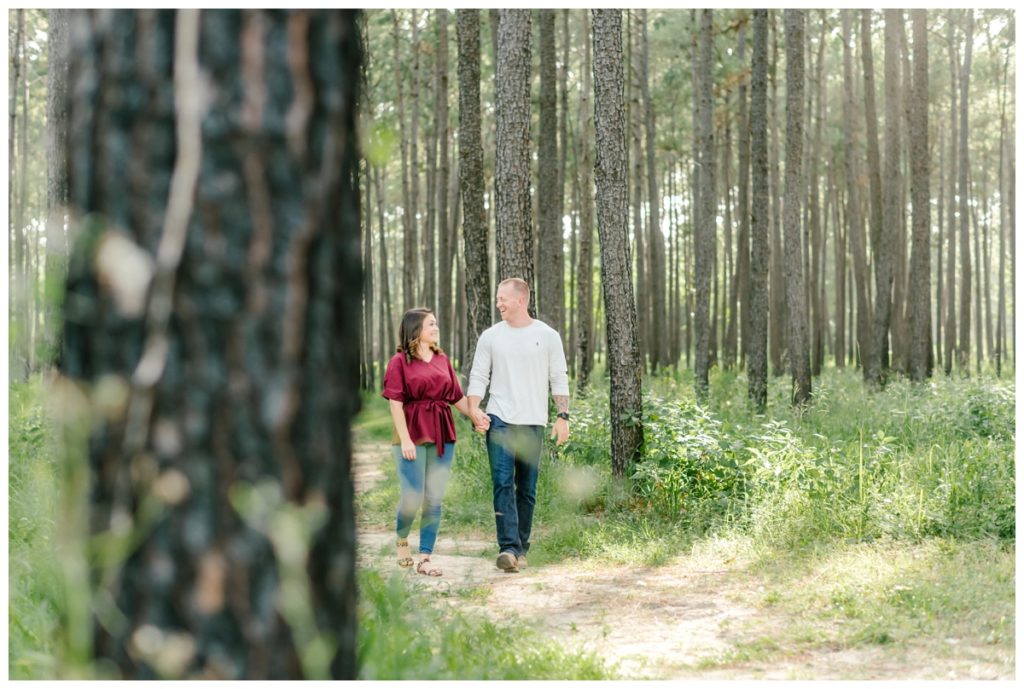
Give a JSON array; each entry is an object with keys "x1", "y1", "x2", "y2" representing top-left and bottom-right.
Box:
[{"x1": 467, "y1": 278, "x2": 570, "y2": 573}]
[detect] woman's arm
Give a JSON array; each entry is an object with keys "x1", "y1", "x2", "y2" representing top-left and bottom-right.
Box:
[
  {"x1": 452, "y1": 395, "x2": 472, "y2": 418},
  {"x1": 389, "y1": 400, "x2": 417, "y2": 460}
]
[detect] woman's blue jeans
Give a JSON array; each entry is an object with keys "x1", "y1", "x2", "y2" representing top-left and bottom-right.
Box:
[
  {"x1": 485, "y1": 415, "x2": 543, "y2": 556},
  {"x1": 393, "y1": 442, "x2": 454, "y2": 554}
]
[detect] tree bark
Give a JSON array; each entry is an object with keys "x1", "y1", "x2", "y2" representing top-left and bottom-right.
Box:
[
  {"x1": 592, "y1": 9, "x2": 643, "y2": 479},
  {"x1": 861, "y1": 10, "x2": 884, "y2": 272},
  {"x1": 9, "y1": 9, "x2": 27, "y2": 381},
  {"x1": 495, "y1": 10, "x2": 534, "y2": 308},
  {"x1": 373, "y1": 165, "x2": 393, "y2": 368},
  {"x1": 733, "y1": 19, "x2": 751, "y2": 370},
  {"x1": 747, "y1": 10, "x2": 769, "y2": 412},
  {"x1": 436, "y1": 10, "x2": 452, "y2": 340},
  {"x1": 870, "y1": 10, "x2": 901, "y2": 385},
  {"x1": 808, "y1": 17, "x2": 826, "y2": 376},
  {"x1": 783, "y1": 10, "x2": 811, "y2": 405},
  {"x1": 458, "y1": 9, "x2": 491, "y2": 380},
  {"x1": 393, "y1": 12, "x2": 416, "y2": 309},
  {"x1": 59, "y1": 9, "x2": 362, "y2": 678},
  {"x1": 694, "y1": 9, "x2": 715, "y2": 401},
  {"x1": 944, "y1": 15, "x2": 958, "y2": 375},
  {"x1": 958, "y1": 10, "x2": 974, "y2": 375},
  {"x1": 537, "y1": 10, "x2": 563, "y2": 336},
  {"x1": 768, "y1": 13, "x2": 785, "y2": 377},
  {"x1": 576, "y1": 9, "x2": 596, "y2": 393},
  {"x1": 44, "y1": 8, "x2": 71, "y2": 366},
  {"x1": 640, "y1": 9, "x2": 667, "y2": 370},
  {"x1": 627, "y1": 12, "x2": 648, "y2": 371},
  {"x1": 908, "y1": 9, "x2": 932, "y2": 381},
  {"x1": 996, "y1": 42, "x2": 1009, "y2": 376}
]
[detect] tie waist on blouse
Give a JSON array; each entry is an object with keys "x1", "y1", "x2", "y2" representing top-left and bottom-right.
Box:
[{"x1": 404, "y1": 399, "x2": 452, "y2": 456}]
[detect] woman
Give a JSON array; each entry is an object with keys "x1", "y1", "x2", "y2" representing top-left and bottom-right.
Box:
[{"x1": 381, "y1": 307, "x2": 475, "y2": 577}]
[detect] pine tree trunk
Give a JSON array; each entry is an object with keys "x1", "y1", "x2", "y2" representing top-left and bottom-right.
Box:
[
  {"x1": 363, "y1": 157, "x2": 375, "y2": 389},
  {"x1": 393, "y1": 11, "x2": 416, "y2": 309},
  {"x1": 944, "y1": 15, "x2": 958, "y2": 375},
  {"x1": 996, "y1": 45, "x2": 1009, "y2": 377},
  {"x1": 972, "y1": 187, "x2": 983, "y2": 374},
  {"x1": 871, "y1": 10, "x2": 900, "y2": 385},
  {"x1": 59, "y1": 9, "x2": 361, "y2": 678},
  {"x1": 694, "y1": 9, "x2": 715, "y2": 400},
  {"x1": 832, "y1": 175, "x2": 846, "y2": 367},
  {"x1": 957, "y1": 10, "x2": 974, "y2": 375},
  {"x1": 722, "y1": 69, "x2": 736, "y2": 371},
  {"x1": 458, "y1": 9, "x2": 490, "y2": 378},
  {"x1": 537, "y1": 10, "x2": 563, "y2": 336},
  {"x1": 808, "y1": 17, "x2": 826, "y2": 376},
  {"x1": 861, "y1": 10, "x2": 884, "y2": 271},
  {"x1": 9, "y1": 9, "x2": 28, "y2": 381},
  {"x1": 576, "y1": 9, "x2": 596, "y2": 393},
  {"x1": 410, "y1": 13, "x2": 424, "y2": 303},
  {"x1": 423, "y1": 18, "x2": 438, "y2": 311},
  {"x1": 936, "y1": 124, "x2": 945, "y2": 368},
  {"x1": 373, "y1": 165, "x2": 393, "y2": 368},
  {"x1": 641, "y1": 9, "x2": 667, "y2": 370},
  {"x1": 560, "y1": 10, "x2": 572, "y2": 367},
  {"x1": 495, "y1": 10, "x2": 534, "y2": 308},
  {"x1": 748, "y1": 10, "x2": 770, "y2": 412},
  {"x1": 768, "y1": 13, "x2": 786, "y2": 377},
  {"x1": 908, "y1": 9, "x2": 932, "y2": 381},
  {"x1": 592, "y1": 8, "x2": 643, "y2": 479},
  {"x1": 44, "y1": 8, "x2": 71, "y2": 366},
  {"x1": 628, "y1": 12, "x2": 649, "y2": 372},
  {"x1": 18, "y1": 9, "x2": 34, "y2": 375},
  {"x1": 783, "y1": 9, "x2": 811, "y2": 405},
  {"x1": 734, "y1": 19, "x2": 751, "y2": 370},
  {"x1": 436, "y1": 10, "x2": 452, "y2": 341}
]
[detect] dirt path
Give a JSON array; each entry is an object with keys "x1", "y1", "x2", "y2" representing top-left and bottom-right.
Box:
[{"x1": 352, "y1": 441, "x2": 1012, "y2": 680}]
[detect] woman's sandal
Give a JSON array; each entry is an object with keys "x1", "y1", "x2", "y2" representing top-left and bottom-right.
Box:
[
  {"x1": 416, "y1": 556, "x2": 442, "y2": 577},
  {"x1": 397, "y1": 539, "x2": 413, "y2": 568}
]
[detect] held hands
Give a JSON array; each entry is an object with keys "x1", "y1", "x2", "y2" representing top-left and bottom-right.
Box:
[
  {"x1": 470, "y1": 409, "x2": 491, "y2": 433},
  {"x1": 550, "y1": 417, "x2": 569, "y2": 445}
]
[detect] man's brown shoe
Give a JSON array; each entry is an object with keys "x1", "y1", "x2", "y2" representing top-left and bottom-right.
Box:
[{"x1": 496, "y1": 551, "x2": 519, "y2": 572}]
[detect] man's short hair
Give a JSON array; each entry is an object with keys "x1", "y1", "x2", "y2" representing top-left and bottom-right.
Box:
[{"x1": 498, "y1": 277, "x2": 531, "y2": 300}]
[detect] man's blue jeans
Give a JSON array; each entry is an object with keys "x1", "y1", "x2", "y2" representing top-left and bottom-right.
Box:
[
  {"x1": 394, "y1": 442, "x2": 454, "y2": 554},
  {"x1": 486, "y1": 415, "x2": 543, "y2": 556}
]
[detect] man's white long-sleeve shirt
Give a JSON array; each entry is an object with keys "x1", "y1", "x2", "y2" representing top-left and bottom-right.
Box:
[{"x1": 466, "y1": 319, "x2": 569, "y2": 426}]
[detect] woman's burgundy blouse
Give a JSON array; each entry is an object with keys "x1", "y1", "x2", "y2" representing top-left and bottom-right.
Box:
[{"x1": 381, "y1": 352, "x2": 464, "y2": 455}]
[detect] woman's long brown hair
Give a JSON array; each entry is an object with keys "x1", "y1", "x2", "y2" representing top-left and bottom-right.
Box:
[{"x1": 396, "y1": 307, "x2": 443, "y2": 362}]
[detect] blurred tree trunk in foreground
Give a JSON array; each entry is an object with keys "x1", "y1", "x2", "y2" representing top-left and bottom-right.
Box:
[{"x1": 59, "y1": 9, "x2": 362, "y2": 679}]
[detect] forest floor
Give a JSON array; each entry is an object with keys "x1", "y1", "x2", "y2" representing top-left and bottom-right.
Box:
[{"x1": 351, "y1": 441, "x2": 1014, "y2": 680}]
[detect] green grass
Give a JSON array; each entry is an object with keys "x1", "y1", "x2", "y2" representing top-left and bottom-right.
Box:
[
  {"x1": 356, "y1": 365, "x2": 1013, "y2": 565},
  {"x1": 688, "y1": 535, "x2": 1015, "y2": 673},
  {"x1": 8, "y1": 377, "x2": 64, "y2": 680},
  {"x1": 357, "y1": 567, "x2": 617, "y2": 679},
  {"x1": 10, "y1": 364, "x2": 1015, "y2": 678}
]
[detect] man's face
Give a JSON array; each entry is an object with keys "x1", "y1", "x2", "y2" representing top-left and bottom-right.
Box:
[{"x1": 496, "y1": 285, "x2": 524, "y2": 320}]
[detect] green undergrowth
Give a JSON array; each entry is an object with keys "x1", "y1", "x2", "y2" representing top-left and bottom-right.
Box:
[{"x1": 356, "y1": 365, "x2": 1014, "y2": 563}]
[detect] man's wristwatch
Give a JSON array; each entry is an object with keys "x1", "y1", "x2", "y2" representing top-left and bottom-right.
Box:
[{"x1": 556, "y1": 412, "x2": 570, "y2": 421}]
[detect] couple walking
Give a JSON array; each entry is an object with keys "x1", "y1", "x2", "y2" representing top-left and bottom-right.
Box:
[{"x1": 381, "y1": 278, "x2": 570, "y2": 577}]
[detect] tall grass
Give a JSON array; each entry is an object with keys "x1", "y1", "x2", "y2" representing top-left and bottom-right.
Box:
[{"x1": 568, "y1": 366, "x2": 1015, "y2": 550}]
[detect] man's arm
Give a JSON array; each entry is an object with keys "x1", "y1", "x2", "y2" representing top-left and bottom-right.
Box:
[
  {"x1": 466, "y1": 330, "x2": 492, "y2": 429},
  {"x1": 549, "y1": 331, "x2": 570, "y2": 445}
]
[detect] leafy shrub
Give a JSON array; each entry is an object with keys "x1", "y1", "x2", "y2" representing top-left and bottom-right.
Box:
[{"x1": 630, "y1": 396, "x2": 744, "y2": 526}]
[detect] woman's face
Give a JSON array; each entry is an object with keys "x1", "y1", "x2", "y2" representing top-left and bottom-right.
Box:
[{"x1": 419, "y1": 313, "x2": 439, "y2": 346}]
